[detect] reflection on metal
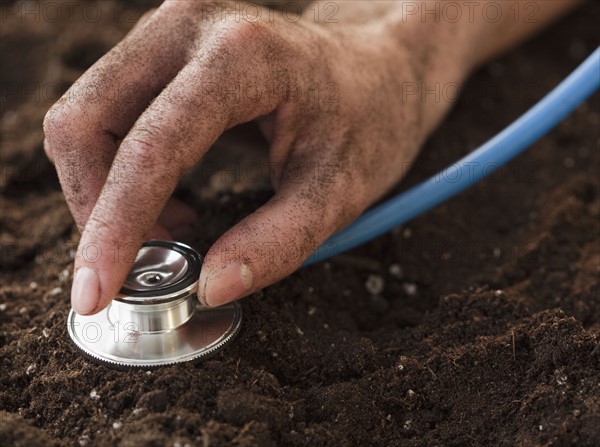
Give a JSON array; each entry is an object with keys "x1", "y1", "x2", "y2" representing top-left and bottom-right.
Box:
[{"x1": 67, "y1": 241, "x2": 242, "y2": 367}]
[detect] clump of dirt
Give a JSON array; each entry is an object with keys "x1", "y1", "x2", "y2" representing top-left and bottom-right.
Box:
[{"x1": 1, "y1": 1, "x2": 599, "y2": 446}]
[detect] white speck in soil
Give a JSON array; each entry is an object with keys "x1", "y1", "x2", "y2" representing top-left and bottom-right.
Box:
[
  {"x1": 42, "y1": 328, "x2": 50, "y2": 338},
  {"x1": 403, "y1": 420, "x2": 412, "y2": 430},
  {"x1": 538, "y1": 425, "x2": 543, "y2": 431},
  {"x1": 407, "y1": 389, "x2": 416, "y2": 398},
  {"x1": 78, "y1": 435, "x2": 91, "y2": 446},
  {"x1": 49, "y1": 287, "x2": 63, "y2": 296},
  {"x1": 573, "y1": 409, "x2": 581, "y2": 417},
  {"x1": 365, "y1": 274, "x2": 385, "y2": 295},
  {"x1": 90, "y1": 389, "x2": 100, "y2": 400},
  {"x1": 397, "y1": 364, "x2": 404, "y2": 371},
  {"x1": 112, "y1": 422, "x2": 122, "y2": 430},
  {"x1": 323, "y1": 323, "x2": 329, "y2": 329},
  {"x1": 386, "y1": 414, "x2": 392, "y2": 421},
  {"x1": 389, "y1": 263, "x2": 403, "y2": 279},
  {"x1": 26, "y1": 364, "x2": 37, "y2": 375},
  {"x1": 403, "y1": 283, "x2": 418, "y2": 296},
  {"x1": 494, "y1": 290, "x2": 503, "y2": 296},
  {"x1": 60, "y1": 268, "x2": 70, "y2": 281},
  {"x1": 0, "y1": 303, "x2": 6, "y2": 312},
  {"x1": 19, "y1": 306, "x2": 28, "y2": 314},
  {"x1": 308, "y1": 306, "x2": 316, "y2": 316},
  {"x1": 557, "y1": 375, "x2": 568, "y2": 386},
  {"x1": 295, "y1": 326, "x2": 304, "y2": 336},
  {"x1": 146, "y1": 370, "x2": 152, "y2": 375},
  {"x1": 29, "y1": 281, "x2": 38, "y2": 289}
]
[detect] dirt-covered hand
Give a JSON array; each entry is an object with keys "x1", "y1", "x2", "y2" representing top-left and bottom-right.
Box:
[
  {"x1": 43, "y1": 0, "x2": 574, "y2": 315},
  {"x1": 41, "y1": 1, "x2": 473, "y2": 314}
]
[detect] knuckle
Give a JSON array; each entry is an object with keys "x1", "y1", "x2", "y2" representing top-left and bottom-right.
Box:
[
  {"x1": 43, "y1": 100, "x2": 87, "y2": 156},
  {"x1": 121, "y1": 124, "x2": 189, "y2": 176},
  {"x1": 123, "y1": 126, "x2": 163, "y2": 166},
  {"x1": 209, "y1": 25, "x2": 247, "y2": 59},
  {"x1": 226, "y1": 16, "x2": 269, "y2": 39},
  {"x1": 86, "y1": 213, "x2": 113, "y2": 238},
  {"x1": 211, "y1": 17, "x2": 278, "y2": 60},
  {"x1": 42, "y1": 103, "x2": 69, "y2": 147}
]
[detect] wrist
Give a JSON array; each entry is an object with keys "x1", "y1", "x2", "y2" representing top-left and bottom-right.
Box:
[{"x1": 376, "y1": 7, "x2": 477, "y2": 139}]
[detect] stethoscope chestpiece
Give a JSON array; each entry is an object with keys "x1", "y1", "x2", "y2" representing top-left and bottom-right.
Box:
[{"x1": 67, "y1": 241, "x2": 242, "y2": 368}]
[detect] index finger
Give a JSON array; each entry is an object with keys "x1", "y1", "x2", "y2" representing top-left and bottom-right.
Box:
[
  {"x1": 43, "y1": 3, "x2": 190, "y2": 232},
  {"x1": 71, "y1": 25, "x2": 291, "y2": 314}
]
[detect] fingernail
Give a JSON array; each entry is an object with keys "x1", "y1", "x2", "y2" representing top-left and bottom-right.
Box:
[
  {"x1": 203, "y1": 263, "x2": 253, "y2": 307},
  {"x1": 71, "y1": 267, "x2": 100, "y2": 315}
]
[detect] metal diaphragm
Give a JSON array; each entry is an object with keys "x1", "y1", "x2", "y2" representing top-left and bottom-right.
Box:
[{"x1": 66, "y1": 241, "x2": 242, "y2": 368}]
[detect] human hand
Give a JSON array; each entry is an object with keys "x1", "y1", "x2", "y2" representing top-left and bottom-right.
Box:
[{"x1": 43, "y1": 0, "x2": 577, "y2": 314}]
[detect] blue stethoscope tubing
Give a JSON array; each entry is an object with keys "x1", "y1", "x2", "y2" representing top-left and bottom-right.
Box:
[{"x1": 304, "y1": 47, "x2": 600, "y2": 266}]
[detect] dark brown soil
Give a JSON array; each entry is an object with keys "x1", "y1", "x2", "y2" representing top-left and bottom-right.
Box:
[{"x1": 1, "y1": 1, "x2": 599, "y2": 446}]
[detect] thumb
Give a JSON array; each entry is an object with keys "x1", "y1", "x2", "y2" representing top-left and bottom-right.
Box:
[{"x1": 198, "y1": 156, "x2": 365, "y2": 307}]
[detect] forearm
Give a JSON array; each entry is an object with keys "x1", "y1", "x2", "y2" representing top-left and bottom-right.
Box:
[
  {"x1": 317, "y1": 0, "x2": 583, "y2": 137},
  {"x1": 461, "y1": 0, "x2": 583, "y2": 66},
  {"x1": 308, "y1": 0, "x2": 581, "y2": 64}
]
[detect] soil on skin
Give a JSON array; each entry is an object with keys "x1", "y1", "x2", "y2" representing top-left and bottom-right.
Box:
[{"x1": 1, "y1": 1, "x2": 599, "y2": 446}]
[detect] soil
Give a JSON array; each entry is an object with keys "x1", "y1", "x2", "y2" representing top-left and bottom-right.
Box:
[{"x1": 1, "y1": 1, "x2": 599, "y2": 446}]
